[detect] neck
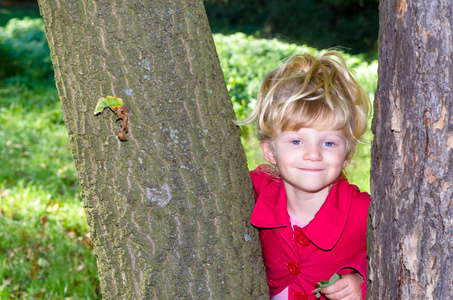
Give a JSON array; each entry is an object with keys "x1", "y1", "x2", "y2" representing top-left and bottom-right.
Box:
[{"x1": 284, "y1": 183, "x2": 331, "y2": 223}]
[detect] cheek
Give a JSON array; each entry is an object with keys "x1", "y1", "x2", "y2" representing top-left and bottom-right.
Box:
[
  {"x1": 274, "y1": 152, "x2": 291, "y2": 166},
  {"x1": 328, "y1": 153, "x2": 348, "y2": 167}
]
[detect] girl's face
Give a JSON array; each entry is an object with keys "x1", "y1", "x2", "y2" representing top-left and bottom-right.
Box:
[{"x1": 261, "y1": 128, "x2": 350, "y2": 198}]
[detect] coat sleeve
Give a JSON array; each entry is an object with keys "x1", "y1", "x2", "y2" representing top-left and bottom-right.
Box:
[
  {"x1": 335, "y1": 190, "x2": 369, "y2": 300},
  {"x1": 336, "y1": 251, "x2": 367, "y2": 299}
]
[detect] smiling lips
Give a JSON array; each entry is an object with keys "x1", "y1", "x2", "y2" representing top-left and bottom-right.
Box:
[{"x1": 298, "y1": 168, "x2": 324, "y2": 172}]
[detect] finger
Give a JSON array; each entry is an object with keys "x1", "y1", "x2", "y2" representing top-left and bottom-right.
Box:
[
  {"x1": 322, "y1": 289, "x2": 360, "y2": 300},
  {"x1": 321, "y1": 285, "x2": 348, "y2": 299},
  {"x1": 322, "y1": 282, "x2": 361, "y2": 300},
  {"x1": 321, "y1": 276, "x2": 361, "y2": 299},
  {"x1": 322, "y1": 278, "x2": 348, "y2": 294}
]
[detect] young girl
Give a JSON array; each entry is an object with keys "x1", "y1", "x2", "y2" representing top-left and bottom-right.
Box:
[{"x1": 239, "y1": 51, "x2": 371, "y2": 300}]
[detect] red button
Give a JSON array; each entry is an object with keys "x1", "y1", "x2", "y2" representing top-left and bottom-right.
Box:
[
  {"x1": 294, "y1": 291, "x2": 307, "y2": 300},
  {"x1": 287, "y1": 261, "x2": 300, "y2": 275},
  {"x1": 296, "y1": 232, "x2": 310, "y2": 246}
]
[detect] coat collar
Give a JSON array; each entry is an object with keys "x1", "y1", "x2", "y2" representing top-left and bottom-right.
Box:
[{"x1": 251, "y1": 174, "x2": 352, "y2": 250}]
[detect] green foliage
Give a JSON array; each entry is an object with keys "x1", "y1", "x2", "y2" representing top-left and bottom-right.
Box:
[
  {"x1": 312, "y1": 273, "x2": 342, "y2": 298},
  {"x1": 93, "y1": 96, "x2": 124, "y2": 115},
  {"x1": 205, "y1": 0, "x2": 379, "y2": 56},
  {"x1": 0, "y1": 5, "x2": 42, "y2": 27},
  {"x1": 0, "y1": 17, "x2": 54, "y2": 85},
  {"x1": 0, "y1": 81, "x2": 59, "y2": 109}
]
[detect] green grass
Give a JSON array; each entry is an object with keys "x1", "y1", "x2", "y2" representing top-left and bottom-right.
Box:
[
  {"x1": 0, "y1": 88, "x2": 77, "y2": 193},
  {"x1": 0, "y1": 182, "x2": 99, "y2": 299},
  {"x1": 0, "y1": 85, "x2": 101, "y2": 299}
]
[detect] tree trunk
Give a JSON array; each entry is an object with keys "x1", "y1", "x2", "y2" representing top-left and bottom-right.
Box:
[
  {"x1": 37, "y1": 1, "x2": 268, "y2": 299},
  {"x1": 368, "y1": 0, "x2": 453, "y2": 299}
]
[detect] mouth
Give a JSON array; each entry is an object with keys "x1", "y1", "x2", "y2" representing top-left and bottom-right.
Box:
[{"x1": 298, "y1": 168, "x2": 324, "y2": 172}]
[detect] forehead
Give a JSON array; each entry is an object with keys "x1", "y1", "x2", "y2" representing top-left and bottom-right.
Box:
[
  {"x1": 281, "y1": 107, "x2": 349, "y2": 135},
  {"x1": 278, "y1": 128, "x2": 347, "y2": 139}
]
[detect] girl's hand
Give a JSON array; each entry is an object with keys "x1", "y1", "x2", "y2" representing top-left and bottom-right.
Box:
[{"x1": 321, "y1": 273, "x2": 363, "y2": 300}]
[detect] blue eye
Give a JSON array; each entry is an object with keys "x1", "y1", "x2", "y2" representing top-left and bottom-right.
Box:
[
  {"x1": 324, "y1": 141, "x2": 334, "y2": 147},
  {"x1": 291, "y1": 140, "x2": 301, "y2": 146}
]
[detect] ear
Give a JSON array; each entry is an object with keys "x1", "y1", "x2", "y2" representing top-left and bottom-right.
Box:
[
  {"x1": 260, "y1": 142, "x2": 276, "y2": 165},
  {"x1": 343, "y1": 147, "x2": 355, "y2": 168}
]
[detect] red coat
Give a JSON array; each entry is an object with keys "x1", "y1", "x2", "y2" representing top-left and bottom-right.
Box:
[{"x1": 250, "y1": 166, "x2": 369, "y2": 300}]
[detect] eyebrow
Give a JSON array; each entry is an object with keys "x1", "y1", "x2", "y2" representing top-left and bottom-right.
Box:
[
  {"x1": 282, "y1": 130, "x2": 345, "y2": 137},
  {"x1": 323, "y1": 132, "x2": 344, "y2": 138},
  {"x1": 318, "y1": 130, "x2": 346, "y2": 137}
]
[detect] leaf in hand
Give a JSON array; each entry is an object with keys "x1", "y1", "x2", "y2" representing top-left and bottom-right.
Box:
[{"x1": 312, "y1": 273, "x2": 342, "y2": 299}]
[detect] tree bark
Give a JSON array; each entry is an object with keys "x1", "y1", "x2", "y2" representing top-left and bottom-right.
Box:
[
  {"x1": 368, "y1": 0, "x2": 453, "y2": 299},
  {"x1": 37, "y1": 0, "x2": 268, "y2": 299}
]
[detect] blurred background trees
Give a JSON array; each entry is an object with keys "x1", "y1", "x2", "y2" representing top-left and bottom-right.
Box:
[
  {"x1": 1, "y1": 0, "x2": 379, "y2": 55},
  {"x1": 205, "y1": 0, "x2": 379, "y2": 57},
  {"x1": 0, "y1": 0, "x2": 379, "y2": 86}
]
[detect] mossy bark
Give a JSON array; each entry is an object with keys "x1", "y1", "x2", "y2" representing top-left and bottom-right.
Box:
[
  {"x1": 37, "y1": 1, "x2": 268, "y2": 298},
  {"x1": 368, "y1": 0, "x2": 453, "y2": 298}
]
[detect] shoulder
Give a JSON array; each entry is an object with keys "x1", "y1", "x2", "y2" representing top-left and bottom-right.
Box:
[
  {"x1": 250, "y1": 164, "x2": 280, "y2": 195},
  {"x1": 250, "y1": 164, "x2": 278, "y2": 185},
  {"x1": 338, "y1": 179, "x2": 370, "y2": 206},
  {"x1": 338, "y1": 180, "x2": 370, "y2": 228},
  {"x1": 351, "y1": 184, "x2": 370, "y2": 210},
  {"x1": 333, "y1": 181, "x2": 369, "y2": 248}
]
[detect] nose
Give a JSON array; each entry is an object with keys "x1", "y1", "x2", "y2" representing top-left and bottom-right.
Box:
[{"x1": 302, "y1": 144, "x2": 322, "y2": 161}]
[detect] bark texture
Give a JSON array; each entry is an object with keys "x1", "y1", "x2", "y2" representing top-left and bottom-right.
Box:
[
  {"x1": 37, "y1": 0, "x2": 268, "y2": 299},
  {"x1": 368, "y1": 0, "x2": 453, "y2": 299}
]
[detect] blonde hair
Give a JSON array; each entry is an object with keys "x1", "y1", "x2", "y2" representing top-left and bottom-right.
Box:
[{"x1": 238, "y1": 51, "x2": 371, "y2": 156}]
